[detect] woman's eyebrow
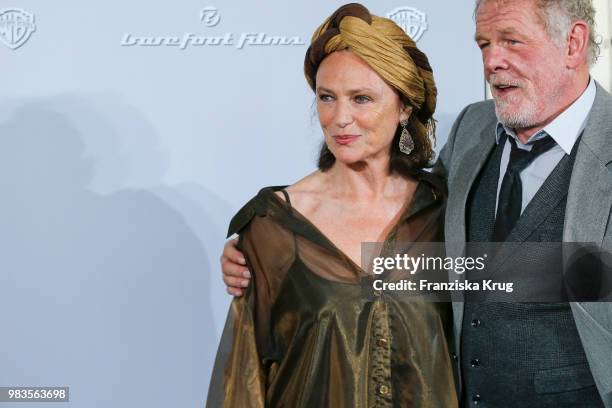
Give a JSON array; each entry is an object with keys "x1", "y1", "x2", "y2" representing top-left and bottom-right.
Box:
[
  {"x1": 316, "y1": 86, "x2": 335, "y2": 94},
  {"x1": 316, "y1": 86, "x2": 378, "y2": 94}
]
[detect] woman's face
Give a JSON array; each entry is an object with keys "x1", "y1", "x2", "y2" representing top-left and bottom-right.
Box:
[{"x1": 315, "y1": 50, "x2": 410, "y2": 167}]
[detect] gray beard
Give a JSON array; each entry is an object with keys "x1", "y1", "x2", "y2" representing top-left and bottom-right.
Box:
[{"x1": 493, "y1": 98, "x2": 538, "y2": 129}]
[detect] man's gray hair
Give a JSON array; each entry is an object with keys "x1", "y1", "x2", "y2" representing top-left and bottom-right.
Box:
[{"x1": 475, "y1": 0, "x2": 600, "y2": 65}]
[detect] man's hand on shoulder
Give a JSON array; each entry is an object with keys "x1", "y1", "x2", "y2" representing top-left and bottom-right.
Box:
[{"x1": 220, "y1": 237, "x2": 251, "y2": 296}]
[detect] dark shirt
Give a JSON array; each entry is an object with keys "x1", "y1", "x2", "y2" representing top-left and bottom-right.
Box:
[{"x1": 210, "y1": 170, "x2": 457, "y2": 407}]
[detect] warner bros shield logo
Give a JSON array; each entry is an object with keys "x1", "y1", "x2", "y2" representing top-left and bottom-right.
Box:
[
  {"x1": 0, "y1": 8, "x2": 36, "y2": 50},
  {"x1": 386, "y1": 7, "x2": 428, "y2": 42}
]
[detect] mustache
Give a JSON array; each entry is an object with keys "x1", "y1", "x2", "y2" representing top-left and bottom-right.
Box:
[{"x1": 488, "y1": 75, "x2": 523, "y2": 88}]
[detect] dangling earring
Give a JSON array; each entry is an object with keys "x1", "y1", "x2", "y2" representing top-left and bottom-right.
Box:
[{"x1": 399, "y1": 119, "x2": 414, "y2": 155}]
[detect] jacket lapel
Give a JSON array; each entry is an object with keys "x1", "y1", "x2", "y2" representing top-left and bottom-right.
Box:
[
  {"x1": 564, "y1": 83, "x2": 612, "y2": 245},
  {"x1": 446, "y1": 124, "x2": 497, "y2": 257},
  {"x1": 447, "y1": 120, "x2": 497, "y2": 336},
  {"x1": 487, "y1": 148, "x2": 577, "y2": 276}
]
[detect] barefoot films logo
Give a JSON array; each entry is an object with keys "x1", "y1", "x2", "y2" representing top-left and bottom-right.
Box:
[{"x1": 121, "y1": 6, "x2": 305, "y2": 50}]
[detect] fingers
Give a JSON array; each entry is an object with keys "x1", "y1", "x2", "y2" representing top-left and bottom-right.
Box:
[
  {"x1": 221, "y1": 255, "x2": 251, "y2": 279},
  {"x1": 221, "y1": 238, "x2": 251, "y2": 279},
  {"x1": 226, "y1": 286, "x2": 243, "y2": 297},
  {"x1": 221, "y1": 237, "x2": 251, "y2": 297},
  {"x1": 222, "y1": 273, "x2": 250, "y2": 289},
  {"x1": 222, "y1": 237, "x2": 248, "y2": 267}
]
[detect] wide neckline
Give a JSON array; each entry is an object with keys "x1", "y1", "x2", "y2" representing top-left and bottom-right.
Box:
[{"x1": 265, "y1": 178, "x2": 426, "y2": 276}]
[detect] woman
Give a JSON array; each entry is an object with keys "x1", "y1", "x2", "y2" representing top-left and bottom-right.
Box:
[{"x1": 209, "y1": 4, "x2": 457, "y2": 407}]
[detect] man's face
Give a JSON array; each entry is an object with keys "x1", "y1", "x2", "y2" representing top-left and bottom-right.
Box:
[{"x1": 475, "y1": 0, "x2": 570, "y2": 129}]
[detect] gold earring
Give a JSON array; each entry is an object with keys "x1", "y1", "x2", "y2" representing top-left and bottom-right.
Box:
[{"x1": 399, "y1": 119, "x2": 414, "y2": 155}]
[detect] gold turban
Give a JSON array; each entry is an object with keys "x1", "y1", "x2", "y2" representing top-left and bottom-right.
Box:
[{"x1": 304, "y1": 3, "x2": 437, "y2": 167}]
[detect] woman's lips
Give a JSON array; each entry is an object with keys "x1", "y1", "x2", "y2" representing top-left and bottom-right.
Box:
[{"x1": 333, "y1": 135, "x2": 360, "y2": 145}]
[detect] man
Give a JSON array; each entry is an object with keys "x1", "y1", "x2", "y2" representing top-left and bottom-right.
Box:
[{"x1": 220, "y1": 0, "x2": 612, "y2": 406}]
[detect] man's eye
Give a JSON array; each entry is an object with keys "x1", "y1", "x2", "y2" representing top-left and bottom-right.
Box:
[
  {"x1": 478, "y1": 42, "x2": 489, "y2": 50},
  {"x1": 318, "y1": 94, "x2": 333, "y2": 102},
  {"x1": 507, "y1": 39, "x2": 520, "y2": 45},
  {"x1": 355, "y1": 95, "x2": 371, "y2": 104}
]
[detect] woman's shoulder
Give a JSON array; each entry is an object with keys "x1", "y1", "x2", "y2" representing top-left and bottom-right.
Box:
[
  {"x1": 226, "y1": 185, "x2": 288, "y2": 238},
  {"x1": 407, "y1": 168, "x2": 447, "y2": 198},
  {"x1": 277, "y1": 171, "x2": 325, "y2": 208},
  {"x1": 226, "y1": 171, "x2": 325, "y2": 238}
]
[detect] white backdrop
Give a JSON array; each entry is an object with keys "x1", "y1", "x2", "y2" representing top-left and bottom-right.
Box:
[
  {"x1": 591, "y1": 0, "x2": 612, "y2": 90},
  {"x1": 1, "y1": 1, "x2": 485, "y2": 406}
]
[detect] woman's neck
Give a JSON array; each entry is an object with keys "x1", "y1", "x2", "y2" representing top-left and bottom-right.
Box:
[{"x1": 324, "y1": 159, "x2": 407, "y2": 202}]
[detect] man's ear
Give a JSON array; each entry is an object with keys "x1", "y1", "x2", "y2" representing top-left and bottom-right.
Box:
[{"x1": 566, "y1": 20, "x2": 589, "y2": 68}]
